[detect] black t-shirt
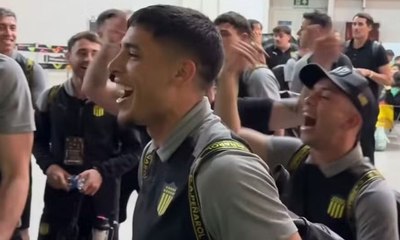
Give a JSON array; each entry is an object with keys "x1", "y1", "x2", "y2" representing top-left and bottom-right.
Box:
[
  {"x1": 344, "y1": 40, "x2": 389, "y2": 99},
  {"x1": 265, "y1": 45, "x2": 298, "y2": 69},
  {"x1": 238, "y1": 97, "x2": 273, "y2": 134}
]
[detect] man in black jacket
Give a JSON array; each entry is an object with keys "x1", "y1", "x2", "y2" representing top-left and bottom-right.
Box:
[{"x1": 34, "y1": 31, "x2": 142, "y2": 240}]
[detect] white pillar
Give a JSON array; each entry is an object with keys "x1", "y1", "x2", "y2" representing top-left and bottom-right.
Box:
[
  {"x1": 327, "y1": 0, "x2": 335, "y2": 20},
  {"x1": 263, "y1": 0, "x2": 271, "y2": 32}
]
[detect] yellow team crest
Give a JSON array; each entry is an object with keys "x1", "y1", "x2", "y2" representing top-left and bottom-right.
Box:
[
  {"x1": 157, "y1": 183, "x2": 177, "y2": 216},
  {"x1": 327, "y1": 196, "x2": 346, "y2": 219},
  {"x1": 93, "y1": 105, "x2": 104, "y2": 117}
]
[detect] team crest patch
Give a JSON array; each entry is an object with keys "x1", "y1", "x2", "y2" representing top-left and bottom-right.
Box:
[
  {"x1": 358, "y1": 93, "x2": 369, "y2": 106},
  {"x1": 327, "y1": 196, "x2": 346, "y2": 219},
  {"x1": 39, "y1": 222, "x2": 50, "y2": 236},
  {"x1": 157, "y1": 183, "x2": 177, "y2": 216},
  {"x1": 93, "y1": 105, "x2": 104, "y2": 117}
]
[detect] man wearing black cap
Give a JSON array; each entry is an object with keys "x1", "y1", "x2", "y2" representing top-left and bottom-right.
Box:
[{"x1": 216, "y1": 61, "x2": 398, "y2": 240}]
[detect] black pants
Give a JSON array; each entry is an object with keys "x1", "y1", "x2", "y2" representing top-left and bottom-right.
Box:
[
  {"x1": 37, "y1": 213, "x2": 92, "y2": 240},
  {"x1": 39, "y1": 177, "x2": 120, "y2": 240}
]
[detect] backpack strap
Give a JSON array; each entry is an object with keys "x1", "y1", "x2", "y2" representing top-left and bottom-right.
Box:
[
  {"x1": 346, "y1": 169, "x2": 384, "y2": 234},
  {"x1": 47, "y1": 85, "x2": 62, "y2": 107},
  {"x1": 26, "y1": 58, "x2": 35, "y2": 85},
  {"x1": 287, "y1": 144, "x2": 311, "y2": 173},
  {"x1": 188, "y1": 138, "x2": 250, "y2": 240}
]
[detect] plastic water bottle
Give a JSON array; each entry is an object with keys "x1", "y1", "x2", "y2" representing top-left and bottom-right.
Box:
[{"x1": 92, "y1": 216, "x2": 110, "y2": 240}]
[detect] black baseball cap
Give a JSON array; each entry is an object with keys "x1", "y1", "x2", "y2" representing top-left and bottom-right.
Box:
[{"x1": 299, "y1": 64, "x2": 378, "y2": 128}]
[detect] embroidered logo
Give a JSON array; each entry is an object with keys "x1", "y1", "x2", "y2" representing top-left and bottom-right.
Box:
[
  {"x1": 93, "y1": 105, "x2": 104, "y2": 117},
  {"x1": 327, "y1": 196, "x2": 346, "y2": 219},
  {"x1": 157, "y1": 183, "x2": 177, "y2": 216}
]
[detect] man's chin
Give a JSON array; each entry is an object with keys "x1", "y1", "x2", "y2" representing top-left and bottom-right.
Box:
[{"x1": 117, "y1": 111, "x2": 143, "y2": 127}]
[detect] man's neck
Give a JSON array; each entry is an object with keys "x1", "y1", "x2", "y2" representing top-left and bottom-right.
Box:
[
  {"x1": 353, "y1": 37, "x2": 368, "y2": 49},
  {"x1": 71, "y1": 76, "x2": 86, "y2": 100},
  {"x1": 278, "y1": 44, "x2": 291, "y2": 52},
  {"x1": 309, "y1": 142, "x2": 355, "y2": 167},
  {"x1": 147, "y1": 97, "x2": 203, "y2": 148}
]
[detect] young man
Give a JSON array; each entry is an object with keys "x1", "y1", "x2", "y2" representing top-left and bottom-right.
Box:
[
  {"x1": 215, "y1": 11, "x2": 283, "y2": 135},
  {"x1": 265, "y1": 25, "x2": 298, "y2": 69},
  {"x1": 34, "y1": 31, "x2": 140, "y2": 239},
  {"x1": 83, "y1": 5, "x2": 301, "y2": 240},
  {"x1": 0, "y1": 54, "x2": 34, "y2": 240},
  {"x1": 215, "y1": 35, "x2": 398, "y2": 240},
  {"x1": 344, "y1": 12, "x2": 392, "y2": 164},
  {"x1": 0, "y1": 9, "x2": 47, "y2": 239},
  {"x1": 214, "y1": 11, "x2": 280, "y2": 101},
  {"x1": 290, "y1": 10, "x2": 353, "y2": 93},
  {"x1": 0, "y1": 8, "x2": 47, "y2": 109}
]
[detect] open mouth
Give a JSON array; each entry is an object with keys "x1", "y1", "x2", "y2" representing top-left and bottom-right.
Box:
[
  {"x1": 116, "y1": 85, "x2": 134, "y2": 103},
  {"x1": 304, "y1": 115, "x2": 317, "y2": 127}
]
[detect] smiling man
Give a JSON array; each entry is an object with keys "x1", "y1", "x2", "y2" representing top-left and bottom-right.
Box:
[
  {"x1": 83, "y1": 5, "x2": 301, "y2": 240},
  {"x1": 0, "y1": 8, "x2": 48, "y2": 240},
  {"x1": 34, "y1": 31, "x2": 140, "y2": 239}
]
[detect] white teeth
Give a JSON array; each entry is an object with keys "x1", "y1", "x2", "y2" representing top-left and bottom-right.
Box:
[
  {"x1": 117, "y1": 89, "x2": 125, "y2": 97},
  {"x1": 115, "y1": 84, "x2": 133, "y2": 91},
  {"x1": 116, "y1": 97, "x2": 124, "y2": 103}
]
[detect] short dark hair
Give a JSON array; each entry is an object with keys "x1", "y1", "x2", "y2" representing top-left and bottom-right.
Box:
[
  {"x1": 248, "y1": 19, "x2": 262, "y2": 31},
  {"x1": 386, "y1": 49, "x2": 395, "y2": 57},
  {"x1": 214, "y1": 11, "x2": 252, "y2": 35},
  {"x1": 273, "y1": 25, "x2": 291, "y2": 35},
  {"x1": 128, "y1": 5, "x2": 223, "y2": 87},
  {"x1": 353, "y1": 12, "x2": 374, "y2": 26},
  {"x1": 67, "y1": 31, "x2": 102, "y2": 51},
  {"x1": 393, "y1": 71, "x2": 400, "y2": 87},
  {"x1": 96, "y1": 9, "x2": 126, "y2": 29},
  {"x1": 303, "y1": 10, "x2": 332, "y2": 29},
  {"x1": 0, "y1": 8, "x2": 16, "y2": 20}
]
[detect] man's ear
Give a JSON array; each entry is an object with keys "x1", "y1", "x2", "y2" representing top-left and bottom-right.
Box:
[
  {"x1": 344, "y1": 112, "x2": 362, "y2": 131},
  {"x1": 65, "y1": 52, "x2": 71, "y2": 63},
  {"x1": 367, "y1": 24, "x2": 373, "y2": 32},
  {"x1": 173, "y1": 59, "x2": 196, "y2": 86}
]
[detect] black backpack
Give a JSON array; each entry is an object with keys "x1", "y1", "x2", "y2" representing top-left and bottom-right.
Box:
[
  {"x1": 279, "y1": 145, "x2": 400, "y2": 239},
  {"x1": 14, "y1": 55, "x2": 35, "y2": 88},
  {"x1": 186, "y1": 139, "x2": 344, "y2": 240}
]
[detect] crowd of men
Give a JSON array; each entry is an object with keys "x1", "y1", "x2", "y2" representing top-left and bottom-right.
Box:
[{"x1": 0, "y1": 4, "x2": 399, "y2": 240}]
